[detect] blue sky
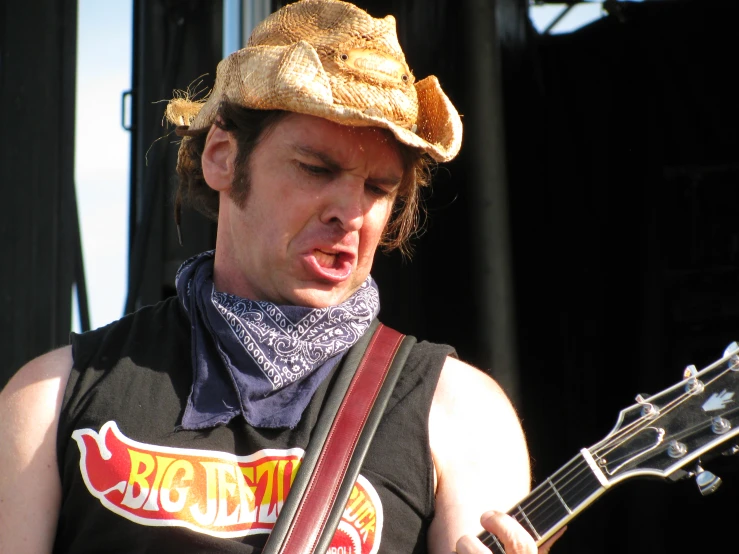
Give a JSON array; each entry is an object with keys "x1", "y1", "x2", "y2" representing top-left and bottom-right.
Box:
[
  {"x1": 74, "y1": 0, "x2": 132, "y2": 331},
  {"x1": 530, "y1": 2, "x2": 606, "y2": 34}
]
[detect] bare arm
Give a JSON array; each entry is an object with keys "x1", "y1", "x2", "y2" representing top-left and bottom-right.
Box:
[
  {"x1": 0, "y1": 346, "x2": 72, "y2": 553},
  {"x1": 427, "y1": 356, "x2": 536, "y2": 553}
]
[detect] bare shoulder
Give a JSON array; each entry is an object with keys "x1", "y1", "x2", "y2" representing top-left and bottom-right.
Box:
[
  {"x1": 2, "y1": 345, "x2": 72, "y2": 392},
  {"x1": 427, "y1": 356, "x2": 531, "y2": 553},
  {"x1": 430, "y1": 356, "x2": 529, "y2": 456},
  {"x1": 0, "y1": 345, "x2": 73, "y2": 552},
  {"x1": 0, "y1": 345, "x2": 72, "y2": 430},
  {"x1": 431, "y1": 356, "x2": 516, "y2": 418}
]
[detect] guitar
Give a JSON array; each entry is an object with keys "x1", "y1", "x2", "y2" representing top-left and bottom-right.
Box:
[{"x1": 478, "y1": 341, "x2": 739, "y2": 553}]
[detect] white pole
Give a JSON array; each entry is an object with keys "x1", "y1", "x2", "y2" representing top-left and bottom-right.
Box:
[
  {"x1": 223, "y1": 0, "x2": 243, "y2": 58},
  {"x1": 243, "y1": 0, "x2": 272, "y2": 43}
]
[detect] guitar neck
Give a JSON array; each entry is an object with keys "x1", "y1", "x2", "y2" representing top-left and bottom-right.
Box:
[
  {"x1": 474, "y1": 343, "x2": 739, "y2": 551},
  {"x1": 478, "y1": 449, "x2": 608, "y2": 553}
]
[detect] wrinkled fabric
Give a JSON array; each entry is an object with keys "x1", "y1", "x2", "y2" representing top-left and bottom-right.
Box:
[{"x1": 175, "y1": 250, "x2": 380, "y2": 429}]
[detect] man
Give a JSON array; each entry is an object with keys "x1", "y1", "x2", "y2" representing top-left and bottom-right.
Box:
[{"x1": 0, "y1": 1, "x2": 561, "y2": 552}]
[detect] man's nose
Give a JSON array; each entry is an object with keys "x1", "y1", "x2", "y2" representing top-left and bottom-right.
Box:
[{"x1": 319, "y1": 181, "x2": 365, "y2": 231}]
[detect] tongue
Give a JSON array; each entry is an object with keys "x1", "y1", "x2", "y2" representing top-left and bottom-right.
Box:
[{"x1": 315, "y1": 250, "x2": 338, "y2": 268}]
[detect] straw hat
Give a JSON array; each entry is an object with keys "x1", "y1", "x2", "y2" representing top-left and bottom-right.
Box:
[{"x1": 166, "y1": 0, "x2": 462, "y2": 162}]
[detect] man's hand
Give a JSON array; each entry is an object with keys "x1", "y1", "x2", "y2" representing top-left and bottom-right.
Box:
[{"x1": 455, "y1": 511, "x2": 566, "y2": 554}]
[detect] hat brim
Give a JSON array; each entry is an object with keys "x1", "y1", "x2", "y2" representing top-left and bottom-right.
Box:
[{"x1": 188, "y1": 43, "x2": 462, "y2": 163}]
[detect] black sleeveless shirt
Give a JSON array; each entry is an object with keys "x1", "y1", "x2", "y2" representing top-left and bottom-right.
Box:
[{"x1": 56, "y1": 297, "x2": 453, "y2": 553}]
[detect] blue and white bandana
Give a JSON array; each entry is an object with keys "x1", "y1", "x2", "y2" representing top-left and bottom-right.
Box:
[{"x1": 175, "y1": 250, "x2": 380, "y2": 429}]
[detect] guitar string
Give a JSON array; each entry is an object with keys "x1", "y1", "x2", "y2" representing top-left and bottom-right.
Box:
[
  {"x1": 589, "y1": 385, "x2": 696, "y2": 457},
  {"x1": 508, "y1": 389, "x2": 683, "y2": 526},
  {"x1": 593, "y1": 363, "x2": 735, "y2": 461},
  {"x1": 481, "y1": 531, "x2": 505, "y2": 551},
  {"x1": 478, "y1": 457, "x2": 597, "y2": 547},
  {"x1": 477, "y1": 436, "x2": 624, "y2": 546},
  {"x1": 588, "y1": 404, "x2": 732, "y2": 489},
  {"x1": 591, "y1": 354, "x2": 736, "y2": 458},
  {"x1": 481, "y1": 386, "x2": 720, "y2": 549},
  {"x1": 594, "y1": 395, "x2": 703, "y2": 464},
  {"x1": 502, "y1": 383, "x2": 703, "y2": 539},
  {"x1": 483, "y1": 411, "x2": 655, "y2": 537},
  {"x1": 480, "y1": 357, "x2": 737, "y2": 549},
  {"x1": 497, "y1": 413, "x2": 708, "y2": 546},
  {"x1": 591, "y1": 355, "x2": 736, "y2": 460},
  {"x1": 509, "y1": 457, "x2": 591, "y2": 518},
  {"x1": 635, "y1": 401, "x2": 739, "y2": 454},
  {"x1": 478, "y1": 470, "x2": 588, "y2": 547},
  {"x1": 578, "y1": 405, "x2": 668, "y2": 461},
  {"x1": 514, "y1": 460, "x2": 596, "y2": 529},
  {"x1": 490, "y1": 360, "x2": 738, "y2": 544}
]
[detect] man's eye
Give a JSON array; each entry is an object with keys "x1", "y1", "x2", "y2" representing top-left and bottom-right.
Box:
[
  {"x1": 299, "y1": 163, "x2": 330, "y2": 176},
  {"x1": 366, "y1": 184, "x2": 392, "y2": 198}
]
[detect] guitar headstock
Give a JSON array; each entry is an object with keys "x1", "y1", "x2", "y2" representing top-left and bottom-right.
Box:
[{"x1": 587, "y1": 341, "x2": 739, "y2": 492}]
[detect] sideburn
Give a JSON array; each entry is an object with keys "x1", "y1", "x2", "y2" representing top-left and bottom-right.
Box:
[
  {"x1": 228, "y1": 157, "x2": 251, "y2": 209},
  {"x1": 221, "y1": 108, "x2": 289, "y2": 210}
]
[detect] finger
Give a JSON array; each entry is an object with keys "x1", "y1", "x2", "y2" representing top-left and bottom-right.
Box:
[
  {"x1": 538, "y1": 526, "x2": 567, "y2": 554},
  {"x1": 456, "y1": 533, "x2": 492, "y2": 554},
  {"x1": 479, "y1": 510, "x2": 537, "y2": 554}
]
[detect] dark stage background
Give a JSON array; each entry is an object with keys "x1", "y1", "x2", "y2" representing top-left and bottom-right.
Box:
[{"x1": 3, "y1": 0, "x2": 739, "y2": 552}]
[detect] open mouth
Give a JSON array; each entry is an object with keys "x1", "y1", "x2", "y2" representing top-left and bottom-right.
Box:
[
  {"x1": 306, "y1": 249, "x2": 353, "y2": 281},
  {"x1": 314, "y1": 249, "x2": 341, "y2": 269}
]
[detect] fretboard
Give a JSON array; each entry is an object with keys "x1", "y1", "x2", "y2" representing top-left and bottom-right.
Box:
[{"x1": 478, "y1": 450, "x2": 607, "y2": 553}]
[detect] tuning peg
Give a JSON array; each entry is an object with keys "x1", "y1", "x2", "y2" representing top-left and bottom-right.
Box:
[
  {"x1": 726, "y1": 342, "x2": 739, "y2": 371},
  {"x1": 722, "y1": 444, "x2": 739, "y2": 456},
  {"x1": 724, "y1": 341, "x2": 739, "y2": 357},
  {"x1": 668, "y1": 440, "x2": 688, "y2": 458},
  {"x1": 712, "y1": 416, "x2": 731, "y2": 435},
  {"x1": 683, "y1": 372, "x2": 704, "y2": 394},
  {"x1": 683, "y1": 365, "x2": 698, "y2": 379},
  {"x1": 635, "y1": 394, "x2": 658, "y2": 417},
  {"x1": 694, "y1": 465, "x2": 722, "y2": 496},
  {"x1": 682, "y1": 365, "x2": 705, "y2": 394}
]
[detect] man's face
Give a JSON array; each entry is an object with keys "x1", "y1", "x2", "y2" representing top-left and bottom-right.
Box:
[{"x1": 213, "y1": 113, "x2": 403, "y2": 308}]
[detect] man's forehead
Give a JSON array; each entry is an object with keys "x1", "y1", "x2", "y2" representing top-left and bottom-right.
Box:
[
  {"x1": 278, "y1": 112, "x2": 400, "y2": 143},
  {"x1": 271, "y1": 114, "x2": 405, "y2": 173}
]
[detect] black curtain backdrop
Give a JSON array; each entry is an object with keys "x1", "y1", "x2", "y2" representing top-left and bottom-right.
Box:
[
  {"x1": 0, "y1": 0, "x2": 79, "y2": 387},
  {"x1": 506, "y1": 1, "x2": 739, "y2": 552}
]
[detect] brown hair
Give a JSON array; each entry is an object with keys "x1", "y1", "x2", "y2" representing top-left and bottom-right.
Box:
[{"x1": 174, "y1": 102, "x2": 432, "y2": 256}]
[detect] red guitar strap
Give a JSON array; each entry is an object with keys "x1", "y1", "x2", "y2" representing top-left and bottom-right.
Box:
[{"x1": 263, "y1": 321, "x2": 415, "y2": 554}]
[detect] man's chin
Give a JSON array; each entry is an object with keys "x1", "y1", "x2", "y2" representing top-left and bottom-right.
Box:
[{"x1": 289, "y1": 284, "x2": 358, "y2": 309}]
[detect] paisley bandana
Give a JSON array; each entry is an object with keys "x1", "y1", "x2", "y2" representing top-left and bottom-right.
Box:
[{"x1": 175, "y1": 251, "x2": 380, "y2": 429}]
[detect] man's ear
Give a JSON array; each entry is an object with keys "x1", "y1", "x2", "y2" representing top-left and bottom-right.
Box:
[{"x1": 202, "y1": 124, "x2": 237, "y2": 192}]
